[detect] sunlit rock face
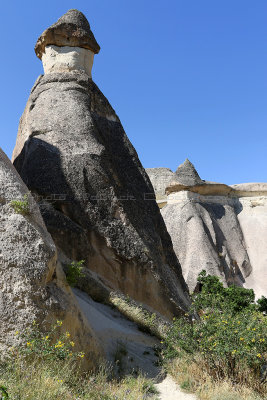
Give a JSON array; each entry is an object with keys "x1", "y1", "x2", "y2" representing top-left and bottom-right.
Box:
[
  {"x1": 35, "y1": 9, "x2": 100, "y2": 59},
  {"x1": 42, "y1": 45, "x2": 94, "y2": 77},
  {"x1": 12, "y1": 10, "x2": 190, "y2": 319},
  {"x1": 0, "y1": 147, "x2": 102, "y2": 366},
  {"x1": 147, "y1": 160, "x2": 267, "y2": 298}
]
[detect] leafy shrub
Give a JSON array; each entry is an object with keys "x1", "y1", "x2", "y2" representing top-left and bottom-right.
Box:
[
  {"x1": 65, "y1": 260, "x2": 85, "y2": 287},
  {"x1": 192, "y1": 270, "x2": 256, "y2": 314},
  {"x1": 257, "y1": 296, "x2": 267, "y2": 314},
  {"x1": 0, "y1": 386, "x2": 8, "y2": 400},
  {"x1": 14, "y1": 320, "x2": 85, "y2": 363},
  {"x1": 10, "y1": 194, "x2": 30, "y2": 215},
  {"x1": 163, "y1": 270, "x2": 267, "y2": 389}
]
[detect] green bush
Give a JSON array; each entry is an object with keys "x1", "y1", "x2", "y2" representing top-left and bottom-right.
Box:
[
  {"x1": 192, "y1": 270, "x2": 256, "y2": 314},
  {"x1": 257, "y1": 296, "x2": 267, "y2": 314},
  {"x1": 65, "y1": 260, "x2": 85, "y2": 287},
  {"x1": 10, "y1": 194, "x2": 30, "y2": 215},
  {"x1": 163, "y1": 270, "x2": 267, "y2": 385},
  {"x1": 14, "y1": 320, "x2": 84, "y2": 363},
  {"x1": 0, "y1": 386, "x2": 8, "y2": 399}
]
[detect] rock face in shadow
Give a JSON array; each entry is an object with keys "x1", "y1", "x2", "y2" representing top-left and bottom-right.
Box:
[
  {"x1": 0, "y1": 148, "x2": 102, "y2": 364},
  {"x1": 148, "y1": 160, "x2": 267, "y2": 297},
  {"x1": 12, "y1": 11, "x2": 190, "y2": 318}
]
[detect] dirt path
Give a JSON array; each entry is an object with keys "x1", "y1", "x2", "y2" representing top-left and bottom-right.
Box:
[{"x1": 155, "y1": 376, "x2": 197, "y2": 400}]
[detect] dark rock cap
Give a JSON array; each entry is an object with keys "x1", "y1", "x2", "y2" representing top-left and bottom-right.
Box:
[
  {"x1": 35, "y1": 9, "x2": 100, "y2": 59},
  {"x1": 175, "y1": 159, "x2": 203, "y2": 186}
]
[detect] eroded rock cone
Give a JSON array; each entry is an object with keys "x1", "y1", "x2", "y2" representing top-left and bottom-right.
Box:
[
  {"x1": 175, "y1": 158, "x2": 203, "y2": 186},
  {"x1": 13, "y1": 10, "x2": 190, "y2": 318},
  {"x1": 0, "y1": 148, "x2": 102, "y2": 364}
]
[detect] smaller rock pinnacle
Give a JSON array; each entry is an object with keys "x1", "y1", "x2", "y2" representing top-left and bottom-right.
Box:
[{"x1": 175, "y1": 159, "x2": 202, "y2": 186}]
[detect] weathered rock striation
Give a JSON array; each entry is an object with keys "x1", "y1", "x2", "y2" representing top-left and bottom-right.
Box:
[
  {"x1": 13, "y1": 10, "x2": 190, "y2": 319},
  {"x1": 147, "y1": 160, "x2": 267, "y2": 298},
  {"x1": 0, "y1": 147, "x2": 102, "y2": 363}
]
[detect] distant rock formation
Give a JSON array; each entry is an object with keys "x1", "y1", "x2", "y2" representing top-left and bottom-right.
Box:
[
  {"x1": 145, "y1": 168, "x2": 177, "y2": 208},
  {"x1": 0, "y1": 147, "x2": 102, "y2": 363},
  {"x1": 175, "y1": 158, "x2": 202, "y2": 186},
  {"x1": 147, "y1": 160, "x2": 267, "y2": 298},
  {"x1": 12, "y1": 10, "x2": 190, "y2": 318}
]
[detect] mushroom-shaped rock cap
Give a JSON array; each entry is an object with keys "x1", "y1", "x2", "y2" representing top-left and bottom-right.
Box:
[
  {"x1": 35, "y1": 9, "x2": 100, "y2": 59},
  {"x1": 175, "y1": 159, "x2": 203, "y2": 186}
]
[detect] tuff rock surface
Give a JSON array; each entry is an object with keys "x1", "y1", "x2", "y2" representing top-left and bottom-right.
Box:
[
  {"x1": 145, "y1": 168, "x2": 178, "y2": 208},
  {"x1": 175, "y1": 158, "x2": 203, "y2": 186},
  {"x1": 147, "y1": 160, "x2": 267, "y2": 297},
  {"x1": 0, "y1": 147, "x2": 102, "y2": 363},
  {"x1": 42, "y1": 45, "x2": 94, "y2": 77},
  {"x1": 35, "y1": 9, "x2": 100, "y2": 59},
  {"x1": 13, "y1": 11, "x2": 190, "y2": 319}
]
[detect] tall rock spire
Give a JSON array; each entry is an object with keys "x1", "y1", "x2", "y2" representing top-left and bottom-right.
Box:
[
  {"x1": 13, "y1": 11, "x2": 190, "y2": 319},
  {"x1": 175, "y1": 158, "x2": 202, "y2": 186}
]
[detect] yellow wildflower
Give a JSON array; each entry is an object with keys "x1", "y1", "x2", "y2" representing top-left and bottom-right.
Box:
[
  {"x1": 70, "y1": 341, "x2": 75, "y2": 347},
  {"x1": 240, "y1": 337, "x2": 244, "y2": 341},
  {"x1": 257, "y1": 353, "x2": 262, "y2": 358}
]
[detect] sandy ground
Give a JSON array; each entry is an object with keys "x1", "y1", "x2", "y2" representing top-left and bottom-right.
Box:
[
  {"x1": 155, "y1": 376, "x2": 197, "y2": 400},
  {"x1": 74, "y1": 289, "x2": 197, "y2": 399},
  {"x1": 74, "y1": 289, "x2": 161, "y2": 378}
]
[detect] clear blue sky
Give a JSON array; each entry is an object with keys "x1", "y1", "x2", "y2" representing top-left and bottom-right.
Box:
[{"x1": 0, "y1": 0, "x2": 266, "y2": 184}]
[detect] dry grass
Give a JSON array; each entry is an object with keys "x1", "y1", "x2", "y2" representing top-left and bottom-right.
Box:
[
  {"x1": 0, "y1": 357, "x2": 159, "y2": 400},
  {"x1": 166, "y1": 355, "x2": 266, "y2": 400},
  {"x1": 109, "y1": 292, "x2": 168, "y2": 338}
]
